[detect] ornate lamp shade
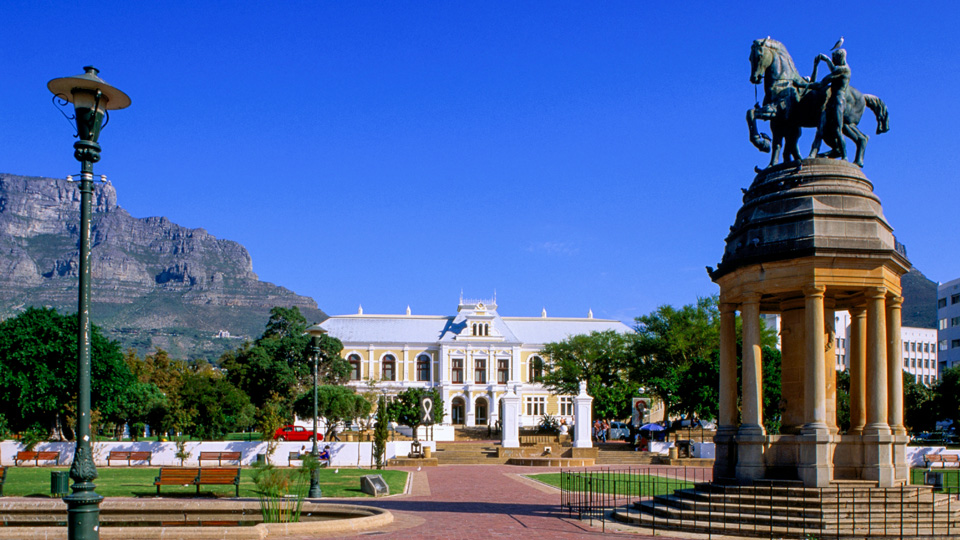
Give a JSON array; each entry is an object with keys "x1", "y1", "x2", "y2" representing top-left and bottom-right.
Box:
[{"x1": 47, "y1": 66, "x2": 130, "y2": 147}]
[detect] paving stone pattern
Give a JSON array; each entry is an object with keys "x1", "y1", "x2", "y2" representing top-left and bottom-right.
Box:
[{"x1": 307, "y1": 464, "x2": 693, "y2": 539}]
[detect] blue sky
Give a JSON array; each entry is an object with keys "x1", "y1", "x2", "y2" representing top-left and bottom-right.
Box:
[{"x1": 4, "y1": 2, "x2": 959, "y2": 324}]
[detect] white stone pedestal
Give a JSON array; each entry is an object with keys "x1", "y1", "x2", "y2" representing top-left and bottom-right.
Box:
[
  {"x1": 573, "y1": 381, "x2": 593, "y2": 448},
  {"x1": 500, "y1": 386, "x2": 520, "y2": 448}
]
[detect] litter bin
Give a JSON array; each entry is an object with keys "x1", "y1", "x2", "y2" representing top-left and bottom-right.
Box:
[
  {"x1": 925, "y1": 471, "x2": 944, "y2": 490},
  {"x1": 51, "y1": 471, "x2": 70, "y2": 497},
  {"x1": 256, "y1": 453, "x2": 267, "y2": 465}
]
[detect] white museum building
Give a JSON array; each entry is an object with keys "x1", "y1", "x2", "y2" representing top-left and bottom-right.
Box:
[{"x1": 308, "y1": 297, "x2": 633, "y2": 428}]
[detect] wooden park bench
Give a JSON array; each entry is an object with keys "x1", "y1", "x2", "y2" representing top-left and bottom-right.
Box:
[
  {"x1": 0, "y1": 466, "x2": 6, "y2": 496},
  {"x1": 154, "y1": 467, "x2": 241, "y2": 497},
  {"x1": 14, "y1": 451, "x2": 61, "y2": 466},
  {"x1": 107, "y1": 451, "x2": 152, "y2": 466},
  {"x1": 924, "y1": 454, "x2": 960, "y2": 468},
  {"x1": 155, "y1": 467, "x2": 200, "y2": 495},
  {"x1": 198, "y1": 451, "x2": 242, "y2": 466},
  {"x1": 198, "y1": 468, "x2": 241, "y2": 497}
]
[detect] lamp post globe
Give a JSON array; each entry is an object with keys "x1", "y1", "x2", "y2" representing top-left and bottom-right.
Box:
[{"x1": 47, "y1": 66, "x2": 130, "y2": 540}]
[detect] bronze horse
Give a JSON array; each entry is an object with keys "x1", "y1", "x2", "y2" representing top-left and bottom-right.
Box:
[{"x1": 746, "y1": 38, "x2": 889, "y2": 168}]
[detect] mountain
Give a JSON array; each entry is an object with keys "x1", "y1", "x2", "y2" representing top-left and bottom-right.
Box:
[
  {"x1": 901, "y1": 267, "x2": 937, "y2": 329},
  {"x1": 0, "y1": 173, "x2": 325, "y2": 360}
]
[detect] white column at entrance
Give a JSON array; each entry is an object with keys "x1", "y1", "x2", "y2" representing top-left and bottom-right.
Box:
[
  {"x1": 718, "y1": 303, "x2": 738, "y2": 430},
  {"x1": 739, "y1": 294, "x2": 764, "y2": 436},
  {"x1": 848, "y1": 307, "x2": 867, "y2": 434},
  {"x1": 572, "y1": 380, "x2": 594, "y2": 448},
  {"x1": 887, "y1": 296, "x2": 905, "y2": 435},
  {"x1": 402, "y1": 346, "x2": 409, "y2": 382},
  {"x1": 500, "y1": 385, "x2": 521, "y2": 448},
  {"x1": 803, "y1": 285, "x2": 828, "y2": 433},
  {"x1": 865, "y1": 287, "x2": 890, "y2": 435}
]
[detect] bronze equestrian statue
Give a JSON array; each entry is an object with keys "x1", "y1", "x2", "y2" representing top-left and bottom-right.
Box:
[{"x1": 746, "y1": 38, "x2": 889, "y2": 169}]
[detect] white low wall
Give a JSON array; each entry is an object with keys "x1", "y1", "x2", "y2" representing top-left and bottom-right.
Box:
[
  {"x1": 0, "y1": 440, "x2": 435, "y2": 468},
  {"x1": 393, "y1": 424, "x2": 456, "y2": 441}
]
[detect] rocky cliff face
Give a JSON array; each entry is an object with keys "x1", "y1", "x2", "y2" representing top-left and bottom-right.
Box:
[{"x1": 0, "y1": 173, "x2": 325, "y2": 359}]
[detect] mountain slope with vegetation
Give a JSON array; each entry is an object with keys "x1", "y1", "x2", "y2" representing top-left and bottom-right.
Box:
[{"x1": 0, "y1": 173, "x2": 325, "y2": 360}]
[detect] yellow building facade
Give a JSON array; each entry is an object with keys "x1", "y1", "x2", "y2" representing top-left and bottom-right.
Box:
[{"x1": 309, "y1": 298, "x2": 633, "y2": 427}]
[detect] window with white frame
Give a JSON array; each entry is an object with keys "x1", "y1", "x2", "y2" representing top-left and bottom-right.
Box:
[
  {"x1": 528, "y1": 355, "x2": 544, "y2": 382},
  {"x1": 452, "y1": 358, "x2": 464, "y2": 384},
  {"x1": 525, "y1": 396, "x2": 546, "y2": 416},
  {"x1": 382, "y1": 354, "x2": 396, "y2": 381},
  {"x1": 559, "y1": 396, "x2": 574, "y2": 416},
  {"x1": 475, "y1": 358, "x2": 487, "y2": 384},
  {"x1": 417, "y1": 354, "x2": 431, "y2": 382},
  {"x1": 348, "y1": 354, "x2": 361, "y2": 381}
]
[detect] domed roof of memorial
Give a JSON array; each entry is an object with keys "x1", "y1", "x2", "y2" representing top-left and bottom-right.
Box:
[{"x1": 709, "y1": 158, "x2": 909, "y2": 280}]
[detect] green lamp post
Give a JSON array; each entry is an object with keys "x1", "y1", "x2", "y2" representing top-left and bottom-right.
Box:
[
  {"x1": 308, "y1": 333, "x2": 324, "y2": 498},
  {"x1": 47, "y1": 66, "x2": 130, "y2": 540}
]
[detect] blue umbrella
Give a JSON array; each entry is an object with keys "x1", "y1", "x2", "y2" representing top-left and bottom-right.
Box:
[{"x1": 640, "y1": 423, "x2": 665, "y2": 431}]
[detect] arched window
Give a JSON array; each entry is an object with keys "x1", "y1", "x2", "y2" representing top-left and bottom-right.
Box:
[
  {"x1": 417, "y1": 354, "x2": 431, "y2": 382},
  {"x1": 472, "y1": 323, "x2": 477, "y2": 336},
  {"x1": 528, "y1": 355, "x2": 543, "y2": 382},
  {"x1": 382, "y1": 354, "x2": 396, "y2": 381},
  {"x1": 484, "y1": 324, "x2": 489, "y2": 336},
  {"x1": 348, "y1": 354, "x2": 361, "y2": 381}
]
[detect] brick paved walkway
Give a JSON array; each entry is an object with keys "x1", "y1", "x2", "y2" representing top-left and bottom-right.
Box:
[{"x1": 306, "y1": 465, "x2": 697, "y2": 539}]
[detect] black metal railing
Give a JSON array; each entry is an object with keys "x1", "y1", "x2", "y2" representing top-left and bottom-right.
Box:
[{"x1": 559, "y1": 466, "x2": 960, "y2": 539}]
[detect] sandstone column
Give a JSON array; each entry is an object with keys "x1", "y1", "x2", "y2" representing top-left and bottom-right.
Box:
[
  {"x1": 886, "y1": 296, "x2": 905, "y2": 435},
  {"x1": 715, "y1": 302, "x2": 739, "y2": 480},
  {"x1": 802, "y1": 286, "x2": 828, "y2": 432},
  {"x1": 864, "y1": 287, "x2": 890, "y2": 435},
  {"x1": 718, "y1": 303, "x2": 739, "y2": 429},
  {"x1": 848, "y1": 307, "x2": 867, "y2": 434},
  {"x1": 739, "y1": 294, "x2": 764, "y2": 436}
]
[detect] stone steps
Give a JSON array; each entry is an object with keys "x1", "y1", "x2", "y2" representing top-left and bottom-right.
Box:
[
  {"x1": 610, "y1": 482, "x2": 960, "y2": 537},
  {"x1": 435, "y1": 442, "x2": 508, "y2": 465}
]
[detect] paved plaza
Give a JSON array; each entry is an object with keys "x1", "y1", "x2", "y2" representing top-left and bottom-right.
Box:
[{"x1": 309, "y1": 464, "x2": 700, "y2": 540}]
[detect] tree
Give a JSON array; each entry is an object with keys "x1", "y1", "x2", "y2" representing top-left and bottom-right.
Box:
[
  {"x1": 903, "y1": 371, "x2": 936, "y2": 433},
  {"x1": 221, "y1": 342, "x2": 297, "y2": 410},
  {"x1": 387, "y1": 387, "x2": 445, "y2": 437},
  {"x1": 0, "y1": 307, "x2": 132, "y2": 438},
  {"x1": 293, "y1": 385, "x2": 370, "y2": 439},
  {"x1": 934, "y1": 366, "x2": 960, "y2": 429},
  {"x1": 540, "y1": 331, "x2": 636, "y2": 420},
  {"x1": 630, "y1": 297, "x2": 777, "y2": 422},
  {"x1": 372, "y1": 395, "x2": 389, "y2": 469},
  {"x1": 178, "y1": 369, "x2": 255, "y2": 440}
]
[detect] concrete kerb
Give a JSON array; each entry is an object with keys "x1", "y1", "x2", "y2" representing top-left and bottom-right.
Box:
[{"x1": 0, "y1": 498, "x2": 393, "y2": 540}]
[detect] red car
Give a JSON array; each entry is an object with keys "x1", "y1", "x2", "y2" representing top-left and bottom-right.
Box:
[{"x1": 273, "y1": 425, "x2": 322, "y2": 442}]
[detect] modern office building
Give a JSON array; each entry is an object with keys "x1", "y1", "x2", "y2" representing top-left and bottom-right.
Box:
[
  {"x1": 938, "y1": 277, "x2": 960, "y2": 371},
  {"x1": 309, "y1": 297, "x2": 633, "y2": 427},
  {"x1": 768, "y1": 311, "x2": 937, "y2": 385}
]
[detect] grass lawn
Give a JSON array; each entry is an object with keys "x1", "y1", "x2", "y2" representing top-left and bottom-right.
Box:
[
  {"x1": 2, "y1": 466, "x2": 406, "y2": 499},
  {"x1": 910, "y1": 468, "x2": 960, "y2": 491},
  {"x1": 526, "y1": 473, "x2": 693, "y2": 497}
]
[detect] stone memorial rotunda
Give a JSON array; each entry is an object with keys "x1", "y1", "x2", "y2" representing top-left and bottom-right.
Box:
[{"x1": 708, "y1": 158, "x2": 910, "y2": 487}]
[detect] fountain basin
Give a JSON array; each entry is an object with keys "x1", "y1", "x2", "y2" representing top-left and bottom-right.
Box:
[{"x1": 0, "y1": 497, "x2": 392, "y2": 539}]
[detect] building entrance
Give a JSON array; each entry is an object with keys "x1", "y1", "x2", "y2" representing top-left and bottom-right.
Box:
[
  {"x1": 451, "y1": 397, "x2": 465, "y2": 425},
  {"x1": 475, "y1": 398, "x2": 488, "y2": 424}
]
